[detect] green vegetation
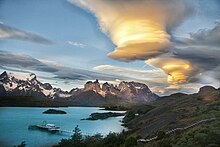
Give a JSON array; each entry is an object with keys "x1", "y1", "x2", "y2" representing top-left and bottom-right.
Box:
[
  {"x1": 146, "y1": 120, "x2": 220, "y2": 147},
  {"x1": 43, "y1": 109, "x2": 67, "y2": 114},
  {"x1": 54, "y1": 126, "x2": 137, "y2": 147},
  {"x1": 55, "y1": 88, "x2": 220, "y2": 146},
  {"x1": 100, "y1": 105, "x2": 128, "y2": 111},
  {"x1": 82, "y1": 112, "x2": 125, "y2": 120},
  {"x1": 123, "y1": 104, "x2": 155, "y2": 124},
  {"x1": 156, "y1": 130, "x2": 166, "y2": 140}
]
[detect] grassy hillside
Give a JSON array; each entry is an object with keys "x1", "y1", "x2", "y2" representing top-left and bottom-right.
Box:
[{"x1": 123, "y1": 86, "x2": 220, "y2": 146}]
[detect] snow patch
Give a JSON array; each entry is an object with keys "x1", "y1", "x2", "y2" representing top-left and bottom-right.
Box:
[{"x1": 58, "y1": 93, "x2": 72, "y2": 98}]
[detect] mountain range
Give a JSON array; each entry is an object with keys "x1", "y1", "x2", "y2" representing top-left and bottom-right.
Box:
[{"x1": 0, "y1": 71, "x2": 158, "y2": 106}]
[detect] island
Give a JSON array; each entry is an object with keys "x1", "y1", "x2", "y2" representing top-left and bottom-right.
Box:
[
  {"x1": 100, "y1": 106, "x2": 128, "y2": 111},
  {"x1": 42, "y1": 109, "x2": 67, "y2": 114},
  {"x1": 82, "y1": 112, "x2": 125, "y2": 120}
]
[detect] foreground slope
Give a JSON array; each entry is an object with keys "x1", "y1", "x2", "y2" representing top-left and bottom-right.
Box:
[{"x1": 122, "y1": 86, "x2": 220, "y2": 146}]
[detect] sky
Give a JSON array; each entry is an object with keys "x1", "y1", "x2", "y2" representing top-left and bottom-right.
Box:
[{"x1": 0, "y1": 0, "x2": 219, "y2": 95}]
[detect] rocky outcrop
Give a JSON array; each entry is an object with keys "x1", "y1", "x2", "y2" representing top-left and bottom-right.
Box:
[{"x1": 70, "y1": 80, "x2": 159, "y2": 103}]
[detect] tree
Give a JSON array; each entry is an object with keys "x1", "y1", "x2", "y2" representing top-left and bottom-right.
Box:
[
  {"x1": 71, "y1": 125, "x2": 83, "y2": 146},
  {"x1": 83, "y1": 133, "x2": 103, "y2": 147},
  {"x1": 55, "y1": 125, "x2": 84, "y2": 147},
  {"x1": 15, "y1": 141, "x2": 26, "y2": 147}
]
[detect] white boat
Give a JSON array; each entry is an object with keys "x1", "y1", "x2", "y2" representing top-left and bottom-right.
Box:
[{"x1": 28, "y1": 121, "x2": 60, "y2": 133}]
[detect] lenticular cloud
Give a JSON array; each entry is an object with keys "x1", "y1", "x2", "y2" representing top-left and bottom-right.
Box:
[{"x1": 69, "y1": 0, "x2": 192, "y2": 61}]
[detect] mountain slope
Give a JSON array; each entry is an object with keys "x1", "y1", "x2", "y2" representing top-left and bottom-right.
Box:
[
  {"x1": 0, "y1": 71, "x2": 158, "y2": 106},
  {"x1": 122, "y1": 85, "x2": 220, "y2": 146}
]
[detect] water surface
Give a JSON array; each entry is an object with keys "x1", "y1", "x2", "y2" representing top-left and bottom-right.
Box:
[{"x1": 0, "y1": 107, "x2": 125, "y2": 147}]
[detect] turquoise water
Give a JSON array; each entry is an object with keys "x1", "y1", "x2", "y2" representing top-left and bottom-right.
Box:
[{"x1": 0, "y1": 107, "x2": 126, "y2": 147}]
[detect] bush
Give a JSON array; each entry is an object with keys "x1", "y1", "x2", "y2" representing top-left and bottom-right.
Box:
[
  {"x1": 123, "y1": 111, "x2": 136, "y2": 123},
  {"x1": 15, "y1": 141, "x2": 26, "y2": 147},
  {"x1": 157, "y1": 130, "x2": 166, "y2": 140},
  {"x1": 102, "y1": 132, "x2": 125, "y2": 147},
  {"x1": 83, "y1": 133, "x2": 103, "y2": 147},
  {"x1": 125, "y1": 137, "x2": 137, "y2": 147}
]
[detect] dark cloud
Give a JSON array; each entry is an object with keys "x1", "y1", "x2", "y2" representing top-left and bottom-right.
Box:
[
  {"x1": 0, "y1": 23, "x2": 53, "y2": 44},
  {"x1": 173, "y1": 47, "x2": 220, "y2": 70},
  {"x1": 0, "y1": 50, "x2": 125, "y2": 82},
  {"x1": 189, "y1": 20, "x2": 220, "y2": 47},
  {"x1": 0, "y1": 50, "x2": 42, "y2": 67},
  {"x1": 172, "y1": 21, "x2": 220, "y2": 85}
]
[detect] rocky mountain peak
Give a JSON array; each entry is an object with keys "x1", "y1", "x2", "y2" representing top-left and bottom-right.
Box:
[
  {"x1": 0, "y1": 71, "x2": 8, "y2": 77},
  {"x1": 0, "y1": 71, "x2": 159, "y2": 104},
  {"x1": 29, "y1": 73, "x2": 37, "y2": 80},
  {"x1": 84, "y1": 80, "x2": 101, "y2": 92},
  {"x1": 102, "y1": 82, "x2": 110, "y2": 91},
  {"x1": 0, "y1": 71, "x2": 8, "y2": 81},
  {"x1": 41, "y1": 83, "x2": 53, "y2": 90}
]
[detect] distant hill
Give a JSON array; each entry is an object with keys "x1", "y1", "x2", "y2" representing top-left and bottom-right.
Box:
[{"x1": 0, "y1": 71, "x2": 158, "y2": 106}]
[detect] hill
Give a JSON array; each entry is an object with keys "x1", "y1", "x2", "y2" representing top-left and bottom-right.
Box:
[{"x1": 122, "y1": 85, "x2": 220, "y2": 146}]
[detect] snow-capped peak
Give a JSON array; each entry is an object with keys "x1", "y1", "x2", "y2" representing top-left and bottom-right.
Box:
[{"x1": 8, "y1": 72, "x2": 36, "y2": 81}]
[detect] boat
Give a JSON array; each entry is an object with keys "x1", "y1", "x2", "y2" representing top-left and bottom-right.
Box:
[{"x1": 28, "y1": 121, "x2": 60, "y2": 133}]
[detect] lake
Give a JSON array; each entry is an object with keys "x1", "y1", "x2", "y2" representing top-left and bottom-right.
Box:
[{"x1": 0, "y1": 107, "x2": 126, "y2": 147}]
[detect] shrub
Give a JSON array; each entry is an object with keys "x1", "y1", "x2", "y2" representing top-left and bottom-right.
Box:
[
  {"x1": 125, "y1": 137, "x2": 137, "y2": 147},
  {"x1": 157, "y1": 130, "x2": 166, "y2": 140}
]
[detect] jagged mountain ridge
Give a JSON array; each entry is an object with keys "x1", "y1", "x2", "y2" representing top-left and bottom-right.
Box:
[{"x1": 0, "y1": 71, "x2": 159, "y2": 105}]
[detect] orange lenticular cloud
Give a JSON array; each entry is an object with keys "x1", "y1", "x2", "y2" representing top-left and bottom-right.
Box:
[
  {"x1": 69, "y1": 0, "x2": 192, "y2": 61},
  {"x1": 147, "y1": 58, "x2": 194, "y2": 86},
  {"x1": 108, "y1": 20, "x2": 170, "y2": 61}
]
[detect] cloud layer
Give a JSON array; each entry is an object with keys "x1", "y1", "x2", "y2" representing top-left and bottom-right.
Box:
[
  {"x1": 172, "y1": 21, "x2": 220, "y2": 85},
  {"x1": 0, "y1": 50, "x2": 125, "y2": 82},
  {"x1": 0, "y1": 23, "x2": 53, "y2": 44},
  {"x1": 147, "y1": 21, "x2": 220, "y2": 88},
  {"x1": 69, "y1": 0, "x2": 192, "y2": 61},
  {"x1": 69, "y1": 0, "x2": 220, "y2": 91},
  {"x1": 94, "y1": 64, "x2": 166, "y2": 81}
]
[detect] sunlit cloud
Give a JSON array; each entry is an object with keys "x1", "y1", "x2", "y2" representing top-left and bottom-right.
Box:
[
  {"x1": 93, "y1": 64, "x2": 166, "y2": 79},
  {"x1": 69, "y1": 0, "x2": 193, "y2": 61},
  {"x1": 147, "y1": 57, "x2": 195, "y2": 87},
  {"x1": 68, "y1": 0, "x2": 220, "y2": 94},
  {"x1": 172, "y1": 21, "x2": 220, "y2": 87}
]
